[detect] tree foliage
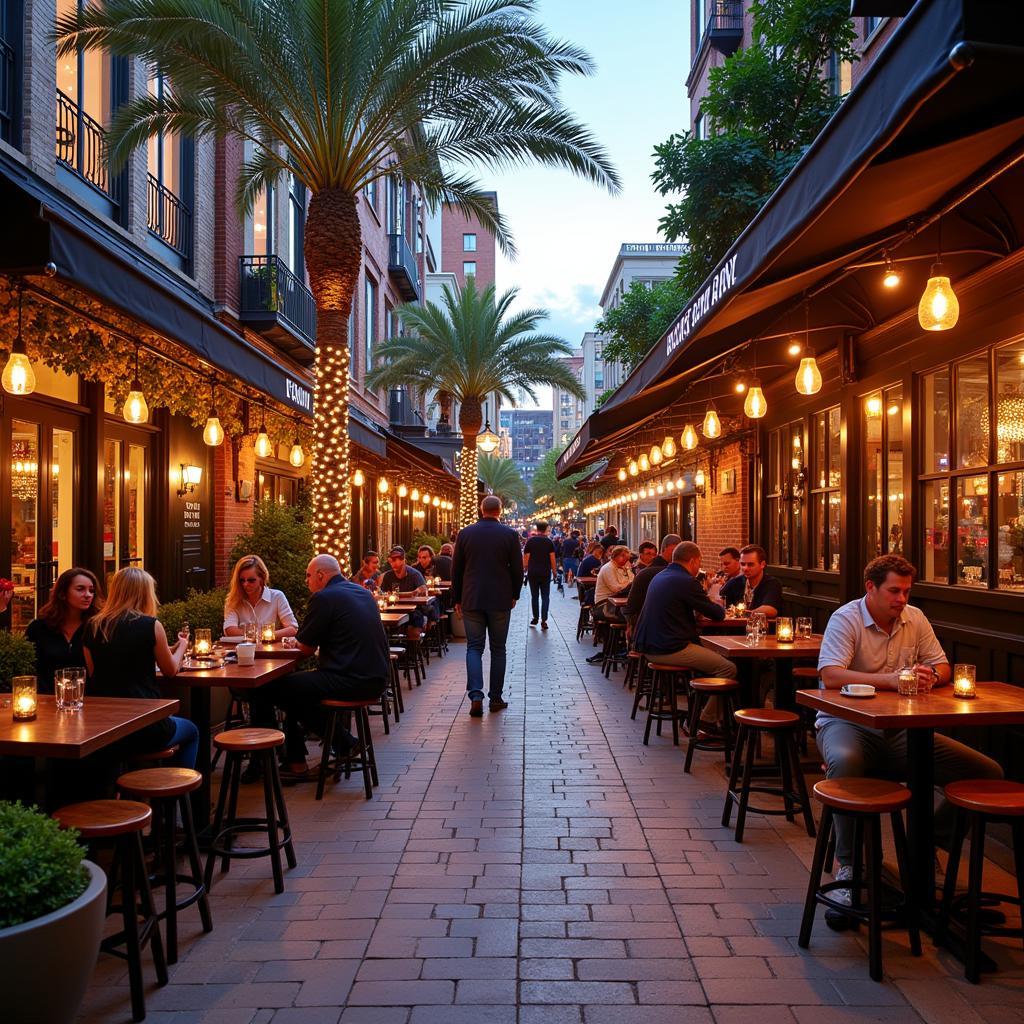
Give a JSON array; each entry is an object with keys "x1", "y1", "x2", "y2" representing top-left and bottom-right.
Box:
[
  {"x1": 478, "y1": 454, "x2": 528, "y2": 506},
  {"x1": 652, "y1": 0, "x2": 857, "y2": 297},
  {"x1": 595, "y1": 278, "x2": 688, "y2": 373},
  {"x1": 531, "y1": 445, "x2": 591, "y2": 506}
]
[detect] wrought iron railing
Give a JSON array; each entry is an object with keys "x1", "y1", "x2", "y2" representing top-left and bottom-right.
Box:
[
  {"x1": 0, "y1": 36, "x2": 13, "y2": 142},
  {"x1": 239, "y1": 254, "x2": 316, "y2": 347},
  {"x1": 55, "y1": 89, "x2": 120, "y2": 204},
  {"x1": 388, "y1": 232, "x2": 420, "y2": 297},
  {"x1": 147, "y1": 173, "x2": 192, "y2": 258},
  {"x1": 706, "y1": 0, "x2": 743, "y2": 37}
]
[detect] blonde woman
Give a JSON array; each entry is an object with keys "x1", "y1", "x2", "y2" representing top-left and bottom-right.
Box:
[
  {"x1": 83, "y1": 567, "x2": 197, "y2": 768},
  {"x1": 224, "y1": 555, "x2": 298, "y2": 639}
]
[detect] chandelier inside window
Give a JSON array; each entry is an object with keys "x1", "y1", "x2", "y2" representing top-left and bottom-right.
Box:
[{"x1": 11, "y1": 441, "x2": 38, "y2": 502}]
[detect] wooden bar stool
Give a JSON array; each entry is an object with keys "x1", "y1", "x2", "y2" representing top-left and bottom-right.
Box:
[
  {"x1": 53, "y1": 800, "x2": 167, "y2": 1022},
  {"x1": 576, "y1": 587, "x2": 594, "y2": 641},
  {"x1": 643, "y1": 664, "x2": 690, "y2": 746},
  {"x1": 937, "y1": 780, "x2": 1024, "y2": 983},
  {"x1": 317, "y1": 698, "x2": 380, "y2": 800},
  {"x1": 721, "y1": 708, "x2": 816, "y2": 842},
  {"x1": 630, "y1": 657, "x2": 654, "y2": 720},
  {"x1": 117, "y1": 767, "x2": 213, "y2": 964},
  {"x1": 602, "y1": 622, "x2": 628, "y2": 677},
  {"x1": 799, "y1": 778, "x2": 920, "y2": 981},
  {"x1": 388, "y1": 652, "x2": 404, "y2": 718},
  {"x1": 205, "y1": 728, "x2": 296, "y2": 895},
  {"x1": 684, "y1": 677, "x2": 740, "y2": 774},
  {"x1": 623, "y1": 650, "x2": 645, "y2": 690}
]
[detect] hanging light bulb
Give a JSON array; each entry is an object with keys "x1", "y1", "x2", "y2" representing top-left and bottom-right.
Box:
[
  {"x1": 735, "y1": 380, "x2": 747, "y2": 393},
  {"x1": 122, "y1": 345, "x2": 149, "y2": 424},
  {"x1": 702, "y1": 406, "x2": 721, "y2": 439},
  {"x1": 695, "y1": 468, "x2": 706, "y2": 491},
  {"x1": 675, "y1": 476, "x2": 684, "y2": 490},
  {"x1": 353, "y1": 469, "x2": 365, "y2": 486},
  {"x1": 398, "y1": 483, "x2": 408, "y2": 498},
  {"x1": 410, "y1": 487, "x2": 420, "y2": 501},
  {"x1": 638, "y1": 452, "x2": 650, "y2": 472},
  {"x1": 681, "y1": 424, "x2": 698, "y2": 451},
  {"x1": 795, "y1": 354, "x2": 823, "y2": 395},
  {"x1": 628, "y1": 459, "x2": 639, "y2": 477},
  {"x1": 662, "y1": 435, "x2": 676, "y2": 459},
  {"x1": 2, "y1": 289, "x2": 36, "y2": 396},
  {"x1": 882, "y1": 251, "x2": 901, "y2": 289},
  {"x1": 918, "y1": 261, "x2": 959, "y2": 331},
  {"x1": 422, "y1": 492, "x2": 430, "y2": 504},
  {"x1": 656, "y1": 483, "x2": 665, "y2": 495},
  {"x1": 378, "y1": 477, "x2": 389, "y2": 493},
  {"x1": 639, "y1": 487, "x2": 647, "y2": 499},
  {"x1": 202, "y1": 384, "x2": 224, "y2": 446},
  {"x1": 254, "y1": 400, "x2": 273, "y2": 457},
  {"x1": 744, "y1": 378, "x2": 767, "y2": 419},
  {"x1": 432, "y1": 496, "x2": 440, "y2": 507},
  {"x1": 666, "y1": 479, "x2": 675, "y2": 491},
  {"x1": 650, "y1": 444, "x2": 663, "y2": 465},
  {"x1": 787, "y1": 338, "x2": 802, "y2": 357},
  {"x1": 617, "y1": 467, "x2": 627, "y2": 482},
  {"x1": 288, "y1": 440, "x2": 305, "y2": 468}
]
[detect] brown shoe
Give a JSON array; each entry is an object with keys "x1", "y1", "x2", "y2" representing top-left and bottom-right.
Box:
[
  {"x1": 469, "y1": 700, "x2": 484, "y2": 717},
  {"x1": 489, "y1": 698, "x2": 508, "y2": 711}
]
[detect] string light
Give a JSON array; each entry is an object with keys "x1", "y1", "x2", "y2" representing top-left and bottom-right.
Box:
[
  {"x1": 398, "y1": 483, "x2": 407, "y2": 497},
  {"x1": 882, "y1": 251, "x2": 901, "y2": 289},
  {"x1": 638, "y1": 452, "x2": 650, "y2": 472},
  {"x1": 411, "y1": 487, "x2": 420, "y2": 501},
  {"x1": 702, "y1": 405, "x2": 721, "y2": 439},
  {"x1": 744, "y1": 378, "x2": 767, "y2": 419},
  {"x1": 202, "y1": 383, "x2": 224, "y2": 446},
  {"x1": 650, "y1": 444, "x2": 663, "y2": 465},
  {"x1": 254, "y1": 399, "x2": 273, "y2": 458},
  {"x1": 662, "y1": 435, "x2": 676, "y2": 459},
  {"x1": 787, "y1": 339, "x2": 802, "y2": 357},
  {"x1": 618, "y1": 467, "x2": 627, "y2": 482},
  {"x1": 918, "y1": 263, "x2": 959, "y2": 331},
  {"x1": 353, "y1": 469, "x2": 365, "y2": 486},
  {"x1": 2, "y1": 287, "x2": 36, "y2": 396},
  {"x1": 123, "y1": 345, "x2": 149, "y2": 424},
  {"x1": 288, "y1": 439, "x2": 305, "y2": 468},
  {"x1": 681, "y1": 424, "x2": 698, "y2": 450},
  {"x1": 628, "y1": 459, "x2": 639, "y2": 477},
  {"x1": 311, "y1": 338, "x2": 353, "y2": 566},
  {"x1": 794, "y1": 302, "x2": 822, "y2": 395},
  {"x1": 378, "y1": 476, "x2": 389, "y2": 493}
]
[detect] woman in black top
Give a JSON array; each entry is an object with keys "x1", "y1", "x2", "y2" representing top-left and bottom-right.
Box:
[
  {"x1": 25, "y1": 567, "x2": 103, "y2": 693},
  {"x1": 83, "y1": 567, "x2": 196, "y2": 768}
]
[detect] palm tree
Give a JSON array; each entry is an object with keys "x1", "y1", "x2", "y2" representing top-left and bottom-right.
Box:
[
  {"x1": 478, "y1": 453, "x2": 527, "y2": 507},
  {"x1": 56, "y1": 0, "x2": 620, "y2": 565},
  {"x1": 366, "y1": 277, "x2": 585, "y2": 524}
]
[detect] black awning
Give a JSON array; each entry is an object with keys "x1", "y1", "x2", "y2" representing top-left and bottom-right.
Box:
[
  {"x1": 558, "y1": 0, "x2": 1024, "y2": 476},
  {"x1": 1, "y1": 155, "x2": 315, "y2": 417},
  {"x1": 349, "y1": 409, "x2": 388, "y2": 459},
  {"x1": 384, "y1": 429, "x2": 460, "y2": 483}
]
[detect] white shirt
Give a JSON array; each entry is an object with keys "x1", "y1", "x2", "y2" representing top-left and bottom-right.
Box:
[
  {"x1": 223, "y1": 586, "x2": 298, "y2": 631},
  {"x1": 595, "y1": 560, "x2": 634, "y2": 604}
]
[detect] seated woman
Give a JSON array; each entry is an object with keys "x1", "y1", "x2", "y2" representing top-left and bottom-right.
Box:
[
  {"x1": 83, "y1": 567, "x2": 197, "y2": 769},
  {"x1": 223, "y1": 554, "x2": 298, "y2": 639},
  {"x1": 26, "y1": 567, "x2": 103, "y2": 693}
]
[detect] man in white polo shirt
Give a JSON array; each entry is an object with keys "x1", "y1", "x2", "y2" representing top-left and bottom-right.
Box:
[{"x1": 817, "y1": 554, "x2": 1002, "y2": 901}]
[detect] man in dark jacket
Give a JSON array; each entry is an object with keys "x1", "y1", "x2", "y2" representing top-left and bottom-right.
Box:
[
  {"x1": 452, "y1": 495, "x2": 523, "y2": 717},
  {"x1": 624, "y1": 534, "x2": 680, "y2": 635}
]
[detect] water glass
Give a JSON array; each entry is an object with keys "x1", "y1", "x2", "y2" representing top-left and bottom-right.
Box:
[
  {"x1": 55, "y1": 669, "x2": 85, "y2": 712},
  {"x1": 796, "y1": 616, "x2": 813, "y2": 639},
  {"x1": 897, "y1": 666, "x2": 918, "y2": 696},
  {"x1": 242, "y1": 622, "x2": 259, "y2": 644},
  {"x1": 745, "y1": 617, "x2": 762, "y2": 645}
]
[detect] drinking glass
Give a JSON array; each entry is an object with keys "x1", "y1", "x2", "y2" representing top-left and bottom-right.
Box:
[
  {"x1": 745, "y1": 617, "x2": 762, "y2": 645},
  {"x1": 796, "y1": 616, "x2": 813, "y2": 639},
  {"x1": 242, "y1": 622, "x2": 259, "y2": 644},
  {"x1": 55, "y1": 669, "x2": 85, "y2": 712}
]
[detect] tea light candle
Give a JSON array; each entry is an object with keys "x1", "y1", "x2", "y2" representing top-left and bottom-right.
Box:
[
  {"x1": 387, "y1": 591, "x2": 398, "y2": 605},
  {"x1": 776, "y1": 617, "x2": 795, "y2": 643},
  {"x1": 12, "y1": 675, "x2": 37, "y2": 721},
  {"x1": 194, "y1": 629, "x2": 212, "y2": 656},
  {"x1": 953, "y1": 664, "x2": 977, "y2": 699},
  {"x1": 260, "y1": 624, "x2": 276, "y2": 643},
  {"x1": 734, "y1": 603, "x2": 746, "y2": 615}
]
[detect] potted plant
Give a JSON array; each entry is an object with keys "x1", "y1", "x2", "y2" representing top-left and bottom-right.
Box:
[
  {"x1": 0, "y1": 629, "x2": 36, "y2": 691},
  {"x1": 0, "y1": 802, "x2": 107, "y2": 1024}
]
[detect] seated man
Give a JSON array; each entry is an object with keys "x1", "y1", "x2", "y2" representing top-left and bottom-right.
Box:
[
  {"x1": 251, "y1": 554, "x2": 390, "y2": 780},
  {"x1": 577, "y1": 541, "x2": 605, "y2": 582},
  {"x1": 716, "y1": 543, "x2": 782, "y2": 617},
  {"x1": 632, "y1": 542, "x2": 737, "y2": 681},
  {"x1": 713, "y1": 546, "x2": 742, "y2": 588},
  {"x1": 635, "y1": 541, "x2": 658, "y2": 570},
  {"x1": 351, "y1": 550, "x2": 381, "y2": 590},
  {"x1": 415, "y1": 544, "x2": 439, "y2": 579},
  {"x1": 561, "y1": 531, "x2": 582, "y2": 584},
  {"x1": 380, "y1": 545, "x2": 431, "y2": 637},
  {"x1": 817, "y1": 554, "x2": 1003, "y2": 901},
  {"x1": 435, "y1": 544, "x2": 454, "y2": 582},
  {"x1": 624, "y1": 534, "x2": 680, "y2": 637}
]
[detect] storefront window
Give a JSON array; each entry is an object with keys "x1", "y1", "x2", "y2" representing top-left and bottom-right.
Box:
[
  {"x1": 810, "y1": 407, "x2": 840, "y2": 571},
  {"x1": 995, "y1": 341, "x2": 1024, "y2": 464},
  {"x1": 956, "y1": 356, "x2": 990, "y2": 469},
  {"x1": 766, "y1": 421, "x2": 803, "y2": 567},
  {"x1": 957, "y1": 475, "x2": 988, "y2": 587},
  {"x1": 864, "y1": 387, "x2": 905, "y2": 559},
  {"x1": 10, "y1": 421, "x2": 39, "y2": 630},
  {"x1": 922, "y1": 479, "x2": 949, "y2": 583},
  {"x1": 997, "y1": 471, "x2": 1024, "y2": 590},
  {"x1": 922, "y1": 367, "x2": 950, "y2": 473}
]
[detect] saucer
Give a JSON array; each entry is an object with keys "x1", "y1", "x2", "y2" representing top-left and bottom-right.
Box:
[{"x1": 840, "y1": 686, "x2": 875, "y2": 699}]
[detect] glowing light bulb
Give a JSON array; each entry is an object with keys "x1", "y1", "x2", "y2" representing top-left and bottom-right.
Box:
[
  {"x1": 918, "y1": 263, "x2": 959, "y2": 331},
  {"x1": 422, "y1": 492, "x2": 430, "y2": 504},
  {"x1": 353, "y1": 469, "x2": 365, "y2": 486},
  {"x1": 795, "y1": 355, "x2": 823, "y2": 395},
  {"x1": 882, "y1": 253, "x2": 901, "y2": 289},
  {"x1": 650, "y1": 444, "x2": 662, "y2": 465},
  {"x1": 398, "y1": 483, "x2": 408, "y2": 497},
  {"x1": 254, "y1": 428, "x2": 273, "y2": 458},
  {"x1": 666, "y1": 479, "x2": 675, "y2": 491},
  {"x1": 695, "y1": 468, "x2": 706, "y2": 489},
  {"x1": 787, "y1": 339, "x2": 802, "y2": 357},
  {"x1": 2, "y1": 349, "x2": 35, "y2": 395},
  {"x1": 866, "y1": 395, "x2": 882, "y2": 417},
  {"x1": 203, "y1": 414, "x2": 224, "y2": 446},
  {"x1": 411, "y1": 488, "x2": 420, "y2": 501},
  {"x1": 662, "y1": 435, "x2": 676, "y2": 459},
  {"x1": 702, "y1": 407, "x2": 721, "y2": 438},
  {"x1": 378, "y1": 477, "x2": 389, "y2": 493},
  {"x1": 743, "y1": 382, "x2": 767, "y2": 419},
  {"x1": 618, "y1": 467, "x2": 627, "y2": 482},
  {"x1": 289, "y1": 441, "x2": 305, "y2": 468},
  {"x1": 123, "y1": 386, "x2": 149, "y2": 424},
  {"x1": 638, "y1": 452, "x2": 651, "y2": 473},
  {"x1": 628, "y1": 460, "x2": 639, "y2": 477},
  {"x1": 675, "y1": 476, "x2": 684, "y2": 490},
  {"x1": 735, "y1": 380, "x2": 746, "y2": 393},
  {"x1": 432, "y1": 496, "x2": 440, "y2": 507},
  {"x1": 681, "y1": 424, "x2": 698, "y2": 450},
  {"x1": 656, "y1": 483, "x2": 665, "y2": 494}
]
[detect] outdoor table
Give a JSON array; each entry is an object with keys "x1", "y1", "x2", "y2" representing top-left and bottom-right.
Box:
[
  {"x1": 697, "y1": 617, "x2": 749, "y2": 635},
  {"x1": 168, "y1": 658, "x2": 298, "y2": 829},
  {"x1": 577, "y1": 576, "x2": 599, "y2": 584},
  {"x1": 796, "y1": 682, "x2": 1024, "y2": 950},
  {"x1": 700, "y1": 633, "x2": 823, "y2": 711},
  {"x1": 609, "y1": 596, "x2": 628, "y2": 608},
  {"x1": 216, "y1": 642, "x2": 304, "y2": 660},
  {"x1": 380, "y1": 611, "x2": 410, "y2": 628},
  {"x1": 0, "y1": 695, "x2": 180, "y2": 758}
]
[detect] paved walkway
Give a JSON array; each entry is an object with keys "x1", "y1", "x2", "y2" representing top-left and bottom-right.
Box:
[{"x1": 79, "y1": 591, "x2": 1024, "y2": 1023}]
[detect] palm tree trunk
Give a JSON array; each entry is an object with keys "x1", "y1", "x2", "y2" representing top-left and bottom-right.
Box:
[
  {"x1": 303, "y1": 188, "x2": 362, "y2": 567},
  {"x1": 458, "y1": 397, "x2": 483, "y2": 528}
]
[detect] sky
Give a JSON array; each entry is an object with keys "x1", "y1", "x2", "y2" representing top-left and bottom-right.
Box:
[{"x1": 487, "y1": 0, "x2": 691, "y2": 410}]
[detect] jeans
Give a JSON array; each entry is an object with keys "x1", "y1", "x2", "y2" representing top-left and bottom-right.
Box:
[
  {"x1": 563, "y1": 557, "x2": 579, "y2": 578},
  {"x1": 463, "y1": 609, "x2": 512, "y2": 702},
  {"x1": 528, "y1": 574, "x2": 552, "y2": 621},
  {"x1": 816, "y1": 718, "x2": 1004, "y2": 864},
  {"x1": 166, "y1": 716, "x2": 200, "y2": 769},
  {"x1": 640, "y1": 641, "x2": 737, "y2": 679}
]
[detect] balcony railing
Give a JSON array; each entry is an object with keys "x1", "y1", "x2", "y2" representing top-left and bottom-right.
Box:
[
  {"x1": 55, "y1": 89, "x2": 120, "y2": 205},
  {"x1": 147, "y1": 173, "x2": 192, "y2": 259},
  {"x1": 239, "y1": 254, "x2": 316, "y2": 351},
  {"x1": 388, "y1": 232, "x2": 420, "y2": 301},
  {"x1": 0, "y1": 36, "x2": 13, "y2": 143},
  {"x1": 704, "y1": 0, "x2": 743, "y2": 56}
]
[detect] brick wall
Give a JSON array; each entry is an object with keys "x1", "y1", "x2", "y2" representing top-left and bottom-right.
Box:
[
  {"x1": 694, "y1": 442, "x2": 749, "y2": 572},
  {"x1": 440, "y1": 205, "x2": 496, "y2": 290},
  {"x1": 213, "y1": 134, "x2": 243, "y2": 313},
  {"x1": 212, "y1": 437, "x2": 256, "y2": 587}
]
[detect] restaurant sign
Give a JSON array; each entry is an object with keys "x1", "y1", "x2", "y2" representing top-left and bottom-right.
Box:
[
  {"x1": 559, "y1": 432, "x2": 583, "y2": 472},
  {"x1": 665, "y1": 254, "x2": 739, "y2": 358}
]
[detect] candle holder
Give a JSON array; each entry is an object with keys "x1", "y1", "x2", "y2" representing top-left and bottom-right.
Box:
[
  {"x1": 260, "y1": 623, "x2": 276, "y2": 644},
  {"x1": 194, "y1": 629, "x2": 212, "y2": 657},
  {"x1": 734, "y1": 602, "x2": 746, "y2": 616},
  {"x1": 953, "y1": 664, "x2": 977, "y2": 699},
  {"x1": 776, "y1": 617, "x2": 795, "y2": 643},
  {"x1": 12, "y1": 675, "x2": 37, "y2": 721},
  {"x1": 387, "y1": 591, "x2": 398, "y2": 605}
]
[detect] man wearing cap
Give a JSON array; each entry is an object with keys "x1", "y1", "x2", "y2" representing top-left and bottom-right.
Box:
[
  {"x1": 452, "y1": 495, "x2": 523, "y2": 717},
  {"x1": 379, "y1": 546, "x2": 429, "y2": 635}
]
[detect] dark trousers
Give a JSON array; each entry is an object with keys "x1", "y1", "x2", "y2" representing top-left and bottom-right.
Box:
[
  {"x1": 252, "y1": 670, "x2": 385, "y2": 763},
  {"x1": 528, "y1": 574, "x2": 552, "y2": 621}
]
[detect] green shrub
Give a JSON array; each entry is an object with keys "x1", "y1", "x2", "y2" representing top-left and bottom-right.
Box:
[
  {"x1": 229, "y1": 496, "x2": 314, "y2": 620},
  {"x1": 411, "y1": 531, "x2": 446, "y2": 555},
  {"x1": 0, "y1": 630, "x2": 37, "y2": 692},
  {"x1": 159, "y1": 588, "x2": 229, "y2": 638},
  {"x1": 0, "y1": 802, "x2": 88, "y2": 929}
]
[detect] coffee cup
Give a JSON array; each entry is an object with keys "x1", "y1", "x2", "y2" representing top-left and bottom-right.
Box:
[
  {"x1": 237, "y1": 642, "x2": 257, "y2": 666},
  {"x1": 845, "y1": 683, "x2": 875, "y2": 697}
]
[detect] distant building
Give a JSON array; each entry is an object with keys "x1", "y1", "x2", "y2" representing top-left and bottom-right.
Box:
[
  {"x1": 552, "y1": 351, "x2": 585, "y2": 448},
  {"x1": 441, "y1": 192, "x2": 498, "y2": 291},
  {"x1": 499, "y1": 409, "x2": 554, "y2": 487}
]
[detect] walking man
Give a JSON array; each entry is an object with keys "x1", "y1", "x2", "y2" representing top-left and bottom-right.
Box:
[
  {"x1": 523, "y1": 520, "x2": 556, "y2": 629},
  {"x1": 452, "y1": 495, "x2": 523, "y2": 717}
]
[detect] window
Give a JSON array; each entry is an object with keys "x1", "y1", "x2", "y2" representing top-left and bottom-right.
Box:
[
  {"x1": 864, "y1": 16, "x2": 881, "y2": 39},
  {"x1": 145, "y1": 71, "x2": 190, "y2": 256},
  {"x1": 828, "y1": 51, "x2": 852, "y2": 97},
  {"x1": 463, "y1": 233, "x2": 477, "y2": 252},
  {"x1": 766, "y1": 421, "x2": 804, "y2": 567},
  {"x1": 594, "y1": 364, "x2": 604, "y2": 390},
  {"x1": 695, "y1": 0, "x2": 706, "y2": 45},
  {"x1": 1, "y1": 0, "x2": 20, "y2": 144},
  {"x1": 463, "y1": 261, "x2": 477, "y2": 278},
  {"x1": 694, "y1": 112, "x2": 706, "y2": 141},
  {"x1": 365, "y1": 179, "x2": 376, "y2": 209},
  {"x1": 364, "y1": 275, "x2": 377, "y2": 379},
  {"x1": 920, "y1": 340, "x2": 1024, "y2": 590},
  {"x1": 811, "y1": 406, "x2": 842, "y2": 571},
  {"x1": 864, "y1": 387, "x2": 905, "y2": 561},
  {"x1": 387, "y1": 173, "x2": 403, "y2": 235},
  {"x1": 250, "y1": 182, "x2": 273, "y2": 256},
  {"x1": 286, "y1": 174, "x2": 305, "y2": 277}
]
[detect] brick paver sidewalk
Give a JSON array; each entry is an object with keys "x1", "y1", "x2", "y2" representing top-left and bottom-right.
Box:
[{"x1": 78, "y1": 591, "x2": 1024, "y2": 1023}]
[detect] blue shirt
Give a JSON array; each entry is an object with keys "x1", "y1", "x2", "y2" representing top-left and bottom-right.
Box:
[{"x1": 632, "y1": 563, "x2": 725, "y2": 656}]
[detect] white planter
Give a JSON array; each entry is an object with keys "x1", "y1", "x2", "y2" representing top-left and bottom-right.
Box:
[{"x1": 0, "y1": 859, "x2": 107, "y2": 1024}]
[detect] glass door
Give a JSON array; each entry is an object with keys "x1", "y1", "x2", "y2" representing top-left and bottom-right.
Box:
[{"x1": 103, "y1": 433, "x2": 148, "y2": 581}]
